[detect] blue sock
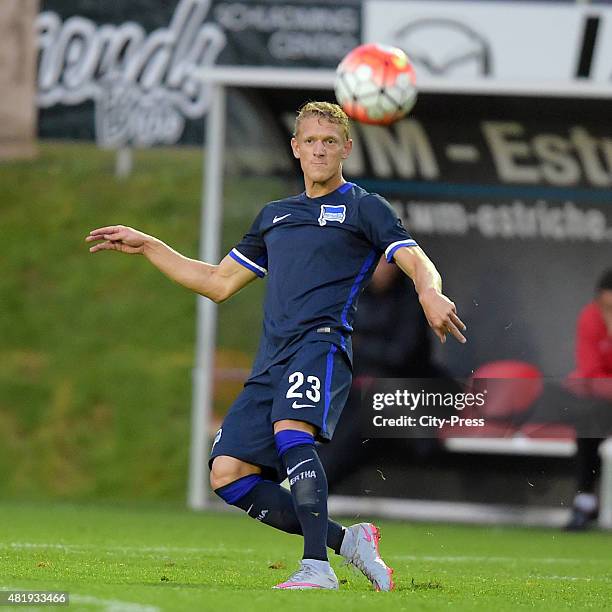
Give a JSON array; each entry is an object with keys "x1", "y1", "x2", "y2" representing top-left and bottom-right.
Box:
[
  {"x1": 275, "y1": 430, "x2": 330, "y2": 562},
  {"x1": 214, "y1": 475, "x2": 345, "y2": 554}
]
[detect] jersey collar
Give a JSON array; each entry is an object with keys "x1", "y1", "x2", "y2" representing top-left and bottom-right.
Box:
[{"x1": 300, "y1": 181, "x2": 354, "y2": 202}]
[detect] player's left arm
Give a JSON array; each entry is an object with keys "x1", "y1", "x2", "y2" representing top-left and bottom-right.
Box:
[
  {"x1": 393, "y1": 246, "x2": 467, "y2": 344},
  {"x1": 357, "y1": 193, "x2": 466, "y2": 344}
]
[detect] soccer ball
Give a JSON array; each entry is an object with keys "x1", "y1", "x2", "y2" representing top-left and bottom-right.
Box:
[{"x1": 334, "y1": 43, "x2": 417, "y2": 126}]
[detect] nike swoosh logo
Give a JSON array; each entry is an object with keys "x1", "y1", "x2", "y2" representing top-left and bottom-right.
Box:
[
  {"x1": 273, "y1": 213, "x2": 291, "y2": 223},
  {"x1": 360, "y1": 524, "x2": 373, "y2": 542},
  {"x1": 292, "y1": 401, "x2": 316, "y2": 409},
  {"x1": 286, "y1": 458, "x2": 314, "y2": 476}
]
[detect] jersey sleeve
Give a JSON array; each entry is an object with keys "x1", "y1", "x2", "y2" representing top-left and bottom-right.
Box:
[
  {"x1": 228, "y1": 209, "x2": 268, "y2": 278},
  {"x1": 358, "y1": 194, "x2": 418, "y2": 262}
]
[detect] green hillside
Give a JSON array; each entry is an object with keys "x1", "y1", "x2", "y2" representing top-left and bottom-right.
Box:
[{"x1": 0, "y1": 142, "x2": 287, "y2": 501}]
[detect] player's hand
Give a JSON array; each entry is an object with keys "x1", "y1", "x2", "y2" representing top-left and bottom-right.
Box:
[
  {"x1": 419, "y1": 288, "x2": 467, "y2": 344},
  {"x1": 85, "y1": 225, "x2": 151, "y2": 255}
]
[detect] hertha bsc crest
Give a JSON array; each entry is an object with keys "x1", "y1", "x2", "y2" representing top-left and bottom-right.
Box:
[{"x1": 318, "y1": 204, "x2": 346, "y2": 226}]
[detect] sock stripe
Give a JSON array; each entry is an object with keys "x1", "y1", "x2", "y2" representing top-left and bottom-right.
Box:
[
  {"x1": 274, "y1": 429, "x2": 314, "y2": 457},
  {"x1": 214, "y1": 474, "x2": 262, "y2": 505}
]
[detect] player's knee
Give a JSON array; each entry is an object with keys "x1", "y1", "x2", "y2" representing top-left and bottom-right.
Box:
[
  {"x1": 273, "y1": 419, "x2": 317, "y2": 437},
  {"x1": 211, "y1": 458, "x2": 262, "y2": 508},
  {"x1": 209, "y1": 456, "x2": 260, "y2": 491}
]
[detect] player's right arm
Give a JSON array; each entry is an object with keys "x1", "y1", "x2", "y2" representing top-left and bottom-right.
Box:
[{"x1": 86, "y1": 225, "x2": 256, "y2": 303}]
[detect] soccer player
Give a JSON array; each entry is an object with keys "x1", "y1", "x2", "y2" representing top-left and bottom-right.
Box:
[
  {"x1": 86, "y1": 102, "x2": 467, "y2": 591},
  {"x1": 566, "y1": 269, "x2": 612, "y2": 530}
]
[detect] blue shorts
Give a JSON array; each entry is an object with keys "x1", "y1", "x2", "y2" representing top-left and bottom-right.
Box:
[{"x1": 209, "y1": 341, "x2": 352, "y2": 482}]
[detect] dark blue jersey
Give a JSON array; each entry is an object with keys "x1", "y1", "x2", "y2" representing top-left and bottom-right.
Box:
[{"x1": 228, "y1": 181, "x2": 417, "y2": 378}]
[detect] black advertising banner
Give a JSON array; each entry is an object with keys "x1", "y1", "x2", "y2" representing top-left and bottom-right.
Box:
[
  {"x1": 258, "y1": 89, "x2": 612, "y2": 379},
  {"x1": 36, "y1": 0, "x2": 361, "y2": 145},
  {"x1": 37, "y1": 0, "x2": 224, "y2": 144},
  {"x1": 209, "y1": 0, "x2": 361, "y2": 68}
]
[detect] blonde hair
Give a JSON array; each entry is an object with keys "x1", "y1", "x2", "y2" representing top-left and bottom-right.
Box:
[{"x1": 294, "y1": 101, "x2": 350, "y2": 140}]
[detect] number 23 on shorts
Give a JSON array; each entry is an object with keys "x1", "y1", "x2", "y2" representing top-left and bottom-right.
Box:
[{"x1": 286, "y1": 371, "x2": 321, "y2": 405}]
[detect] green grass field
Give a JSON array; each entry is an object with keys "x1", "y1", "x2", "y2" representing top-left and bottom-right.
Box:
[{"x1": 1, "y1": 502, "x2": 611, "y2": 611}]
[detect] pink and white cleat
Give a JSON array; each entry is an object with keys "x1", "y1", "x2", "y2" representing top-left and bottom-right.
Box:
[
  {"x1": 340, "y1": 523, "x2": 395, "y2": 591},
  {"x1": 273, "y1": 559, "x2": 339, "y2": 590}
]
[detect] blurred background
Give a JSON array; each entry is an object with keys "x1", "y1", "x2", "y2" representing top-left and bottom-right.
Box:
[{"x1": 2, "y1": 0, "x2": 611, "y2": 528}]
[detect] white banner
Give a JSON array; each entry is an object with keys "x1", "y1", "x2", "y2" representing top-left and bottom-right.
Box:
[{"x1": 364, "y1": 1, "x2": 612, "y2": 90}]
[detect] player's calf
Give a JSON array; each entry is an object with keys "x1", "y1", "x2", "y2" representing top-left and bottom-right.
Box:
[
  {"x1": 210, "y1": 451, "x2": 346, "y2": 562},
  {"x1": 275, "y1": 429, "x2": 330, "y2": 562},
  {"x1": 211, "y1": 455, "x2": 300, "y2": 532}
]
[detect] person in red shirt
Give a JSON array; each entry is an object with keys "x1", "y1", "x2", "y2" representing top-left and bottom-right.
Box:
[{"x1": 566, "y1": 269, "x2": 612, "y2": 530}]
